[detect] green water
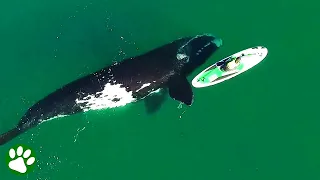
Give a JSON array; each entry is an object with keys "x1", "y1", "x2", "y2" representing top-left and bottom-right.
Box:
[{"x1": 0, "y1": 0, "x2": 319, "y2": 179}]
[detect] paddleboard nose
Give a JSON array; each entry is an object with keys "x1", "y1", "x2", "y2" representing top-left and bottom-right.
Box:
[{"x1": 257, "y1": 46, "x2": 268, "y2": 58}]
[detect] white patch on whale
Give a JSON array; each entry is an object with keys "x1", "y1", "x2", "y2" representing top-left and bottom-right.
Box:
[
  {"x1": 152, "y1": 89, "x2": 161, "y2": 94},
  {"x1": 176, "y1": 53, "x2": 189, "y2": 61},
  {"x1": 136, "y1": 83, "x2": 151, "y2": 92},
  {"x1": 45, "y1": 114, "x2": 68, "y2": 122},
  {"x1": 75, "y1": 83, "x2": 136, "y2": 112}
]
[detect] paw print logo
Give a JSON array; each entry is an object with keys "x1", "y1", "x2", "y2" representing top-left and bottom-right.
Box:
[{"x1": 8, "y1": 146, "x2": 36, "y2": 174}]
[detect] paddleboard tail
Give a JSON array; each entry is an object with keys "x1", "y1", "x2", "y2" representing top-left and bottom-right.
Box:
[{"x1": 0, "y1": 127, "x2": 22, "y2": 146}]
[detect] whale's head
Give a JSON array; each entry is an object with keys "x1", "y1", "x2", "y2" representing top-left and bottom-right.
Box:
[{"x1": 176, "y1": 34, "x2": 222, "y2": 75}]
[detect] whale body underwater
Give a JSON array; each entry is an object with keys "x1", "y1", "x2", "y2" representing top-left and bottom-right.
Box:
[{"x1": 0, "y1": 34, "x2": 222, "y2": 145}]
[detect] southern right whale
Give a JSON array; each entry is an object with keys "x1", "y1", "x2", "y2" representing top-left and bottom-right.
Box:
[{"x1": 0, "y1": 34, "x2": 222, "y2": 145}]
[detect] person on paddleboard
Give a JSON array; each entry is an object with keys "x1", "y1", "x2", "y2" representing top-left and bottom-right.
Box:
[
  {"x1": 220, "y1": 56, "x2": 241, "y2": 72},
  {"x1": 196, "y1": 55, "x2": 245, "y2": 83}
]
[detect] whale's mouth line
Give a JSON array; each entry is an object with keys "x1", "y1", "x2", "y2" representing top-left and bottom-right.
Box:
[
  {"x1": 177, "y1": 36, "x2": 214, "y2": 60},
  {"x1": 178, "y1": 34, "x2": 214, "y2": 52}
]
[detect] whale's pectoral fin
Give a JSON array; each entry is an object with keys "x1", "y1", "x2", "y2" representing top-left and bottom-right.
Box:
[
  {"x1": 144, "y1": 88, "x2": 168, "y2": 114},
  {"x1": 168, "y1": 75, "x2": 194, "y2": 106}
]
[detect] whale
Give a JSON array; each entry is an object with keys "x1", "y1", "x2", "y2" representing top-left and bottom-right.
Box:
[{"x1": 0, "y1": 34, "x2": 222, "y2": 145}]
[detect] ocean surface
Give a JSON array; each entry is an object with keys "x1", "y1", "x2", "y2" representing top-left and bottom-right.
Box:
[{"x1": 0, "y1": 0, "x2": 319, "y2": 179}]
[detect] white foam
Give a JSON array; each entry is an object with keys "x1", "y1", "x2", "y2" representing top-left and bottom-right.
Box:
[{"x1": 75, "y1": 83, "x2": 136, "y2": 112}]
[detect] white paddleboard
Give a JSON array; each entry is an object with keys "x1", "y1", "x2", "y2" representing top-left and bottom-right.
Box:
[{"x1": 192, "y1": 46, "x2": 268, "y2": 88}]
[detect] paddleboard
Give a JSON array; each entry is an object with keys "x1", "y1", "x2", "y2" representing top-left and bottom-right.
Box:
[{"x1": 192, "y1": 46, "x2": 268, "y2": 88}]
